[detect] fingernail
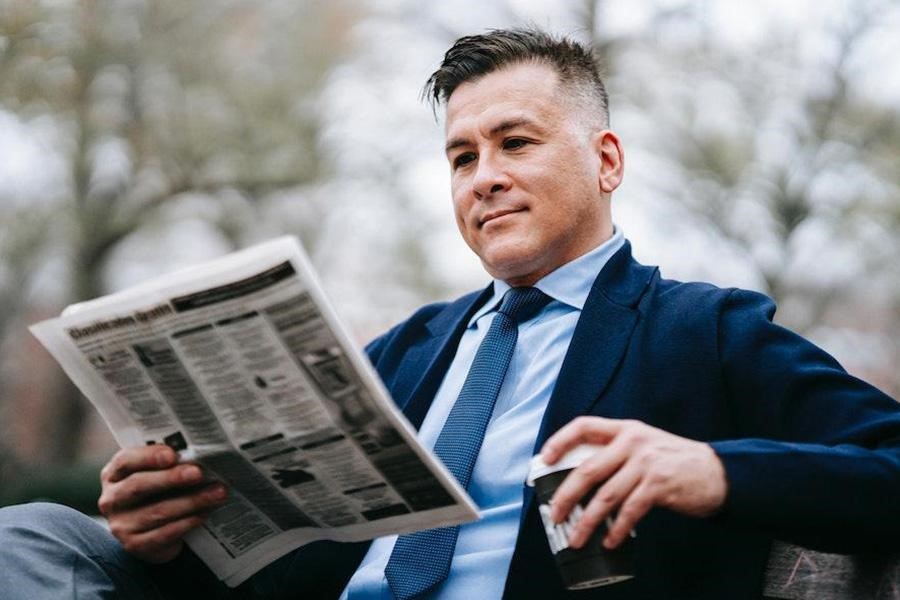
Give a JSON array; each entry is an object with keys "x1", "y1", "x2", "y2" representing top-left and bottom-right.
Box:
[
  {"x1": 209, "y1": 484, "x2": 227, "y2": 500},
  {"x1": 182, "y1": 465, "x2": 202, "y2": 482}
]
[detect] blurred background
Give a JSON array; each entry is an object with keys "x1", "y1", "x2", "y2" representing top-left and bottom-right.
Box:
[{"x1": 1, "y1": 0, "x2": 898, "y2": 513}]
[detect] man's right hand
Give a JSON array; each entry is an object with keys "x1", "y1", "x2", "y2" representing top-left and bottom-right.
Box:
[{"x1": 98, "y1": 445, "x2": 228, "y2": 564}]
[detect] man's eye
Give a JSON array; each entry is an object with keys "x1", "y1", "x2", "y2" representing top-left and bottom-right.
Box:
[
  {"x1": 503, "y1": 138, "x2": 529, "y2": 150},
  {"x1": 453, "y1": 153, "x2": 476, "y2": 169}
]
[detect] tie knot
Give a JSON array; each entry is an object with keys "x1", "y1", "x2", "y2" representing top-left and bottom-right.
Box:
[{"x1": 498, "y1": 286, "x2": 552, "y2": 324}]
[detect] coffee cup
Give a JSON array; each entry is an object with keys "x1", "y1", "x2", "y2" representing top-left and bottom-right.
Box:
[{"x1": 527, "y1": 444, "x2": 635, "y2": 590}]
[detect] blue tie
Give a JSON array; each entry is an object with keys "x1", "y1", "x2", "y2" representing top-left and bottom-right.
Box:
[{"x1": 384, "y1": 286, "x2": 552, "y2": 600}]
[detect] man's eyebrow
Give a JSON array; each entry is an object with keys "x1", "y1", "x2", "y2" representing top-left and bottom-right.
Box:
[
  {"x1": 444, "y1": 117, "x2": 541, "y2": 155},
  {"x1": 489, "y1": 117, "x2": 537, "y2": 137},
  {"x1": 444, "y1": 137, "x2": 470, "y2": 155}
]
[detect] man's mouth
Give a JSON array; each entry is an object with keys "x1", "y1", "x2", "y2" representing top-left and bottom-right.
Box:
[{"x1": 479, "y1": 208, "x2": 524, "y2": 227}]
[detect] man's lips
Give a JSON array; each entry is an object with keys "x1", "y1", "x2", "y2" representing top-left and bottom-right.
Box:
[{"x1": 479, "y1": 208, "x2": 525, "y2": 227}]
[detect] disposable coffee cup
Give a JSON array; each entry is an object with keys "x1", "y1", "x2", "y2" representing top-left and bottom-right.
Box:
[{"x1": 527, "y1": 444, "x2": 635, "y2": 590}]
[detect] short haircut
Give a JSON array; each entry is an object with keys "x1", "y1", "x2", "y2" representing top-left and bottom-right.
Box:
[{"x1": 423, "y1": 27, "x2": 610, "y2": 127}]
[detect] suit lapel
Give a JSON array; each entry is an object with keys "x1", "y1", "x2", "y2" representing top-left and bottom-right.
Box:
[
  {"x1": 521, "y1": 244, "x2": 657, "y2": 518},
  {"x1": 535, "y1": 242, "x2": 657, "y2": 448},
  {"x1": 394, "y1": 286, "x2": 493, "y2": 430},
  {"x1": 534, "y1": 295, "x2": 639, "y2": 446}
]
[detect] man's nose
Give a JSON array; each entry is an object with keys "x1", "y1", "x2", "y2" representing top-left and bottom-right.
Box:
[{"x1": 472, "y1": 155, "x2": 511, "y2": 199}]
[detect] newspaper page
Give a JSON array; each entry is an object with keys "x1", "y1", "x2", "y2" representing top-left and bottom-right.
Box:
[{"x1": 29, "y1": 236, "x2": 478, "y2": 587}]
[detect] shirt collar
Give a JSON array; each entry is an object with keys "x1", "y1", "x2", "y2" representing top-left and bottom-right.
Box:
[{"x1": 468, "y1": 226, "x2": 626, "y2": 327}]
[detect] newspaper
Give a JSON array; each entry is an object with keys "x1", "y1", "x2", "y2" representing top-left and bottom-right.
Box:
[{"x1": 29, "y1": 236, "x2": 478, "y2": 587}]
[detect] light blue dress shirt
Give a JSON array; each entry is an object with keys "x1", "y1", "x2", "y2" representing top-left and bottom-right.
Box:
[{"x1": 341, "y1": 229, "x2": 625, "y2": 599}]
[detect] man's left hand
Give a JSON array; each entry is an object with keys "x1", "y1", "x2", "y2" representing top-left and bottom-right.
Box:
[{"x1": 540, "y1": 417, "x2": 728, "y2": 550}]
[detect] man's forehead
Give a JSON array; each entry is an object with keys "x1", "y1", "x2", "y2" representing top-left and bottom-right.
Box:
[{"x1": 443, "y1": 64, "x2": 564, "y2": 142}]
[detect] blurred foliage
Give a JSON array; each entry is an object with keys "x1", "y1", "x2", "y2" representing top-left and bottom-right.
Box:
[
  {"x1": 1, "y1": 0, "x2": 897, "y2": 511},
  {"x1": 580, "y1": 0, "x2": 900, "y2": 393},
  {"x1": 605, "y1": 4, "x2": 899, "y2": 321},
  {"x1": 0, "y1": 461, "x2": 102, "y2": 514},
  {"x1": 0, "y1": 0, "x2": 360, "y2": 498}
]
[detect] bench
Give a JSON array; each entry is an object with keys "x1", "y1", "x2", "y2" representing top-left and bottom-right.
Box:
[{"x1": 764, "y1": 541, "x2": 900, "y2": 599}]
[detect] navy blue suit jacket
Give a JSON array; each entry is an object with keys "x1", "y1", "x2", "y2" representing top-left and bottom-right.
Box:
[{"x1": 236, "y1": 241, "x2": 900, "y2": 599}]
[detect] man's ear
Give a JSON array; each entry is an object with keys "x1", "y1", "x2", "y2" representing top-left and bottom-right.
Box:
[{"x1": 595, "y1": 130, "x2": 624, "y2": 193}]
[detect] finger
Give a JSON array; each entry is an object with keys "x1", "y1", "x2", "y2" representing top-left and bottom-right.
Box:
[
  {"x1": 603, "y1": 482, "x2": 654, "y2": 549},
  {"x1": 101, "y1": 445, "x2": 178, "y2": 484},
  {"x1": 549, "y1": 440, "x2": 629, "y2": 523},
  {"x1": 567, "y1": 460, "x2": 643, "y2": 549},
  {"x1": 99, "y1": 462, "x2": 207, "y2": 514},
  {"x1": 120, "y1": 513, "x2": 210, "y2": 564},
  {"x1": 118, "y1": 483, "x2": 227, "y2": 535},
  {"x1": 541, "y1": 417, "x2": 624, "y2": 464}
]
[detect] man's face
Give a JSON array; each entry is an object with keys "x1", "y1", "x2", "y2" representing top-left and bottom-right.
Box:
[{"x1": 444, "y1": 62, "x2": 620, "y2": 286}]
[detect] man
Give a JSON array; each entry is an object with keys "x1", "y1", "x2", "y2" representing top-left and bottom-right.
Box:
[{"x1": 1, "y1": 27, "x2": 898, "y2": 600}]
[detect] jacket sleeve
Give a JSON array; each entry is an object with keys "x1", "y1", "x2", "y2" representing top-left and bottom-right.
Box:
[{"x1": 708, "y1": 289, "x2": 900, "y2": 553}]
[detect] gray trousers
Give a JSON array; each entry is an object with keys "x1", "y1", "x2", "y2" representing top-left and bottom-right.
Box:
[
  {"x1": 0, "y1": 502, "x2": 353, "y2": 599},
  {"x1": 0, "y1": 502, "x2": 170, "y2": 598},
  {"x1": 0, "y1": 502, "x2": 231, "y2": 599}
]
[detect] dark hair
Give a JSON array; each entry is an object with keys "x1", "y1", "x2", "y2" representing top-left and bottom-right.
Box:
[{"x1": 423, "y1": 27, "x2": 609, "y2": 126}]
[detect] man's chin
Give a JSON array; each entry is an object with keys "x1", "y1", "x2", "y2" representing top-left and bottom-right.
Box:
[{"x1": 480, "y1": 250, "x2": 546, "y2": 286}]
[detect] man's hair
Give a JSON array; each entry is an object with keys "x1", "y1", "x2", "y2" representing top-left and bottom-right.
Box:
[{"x1": 423, "y1": 27, "x2": 610, "y2": 127}]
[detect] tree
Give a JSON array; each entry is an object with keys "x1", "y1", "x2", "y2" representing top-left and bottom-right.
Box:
[
  {"x1": 585, "y1": 0, "x2": 900, "y2": 395},
  {"x1": 0, "y1": 0, "x2": 359, "y2": 476}
]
